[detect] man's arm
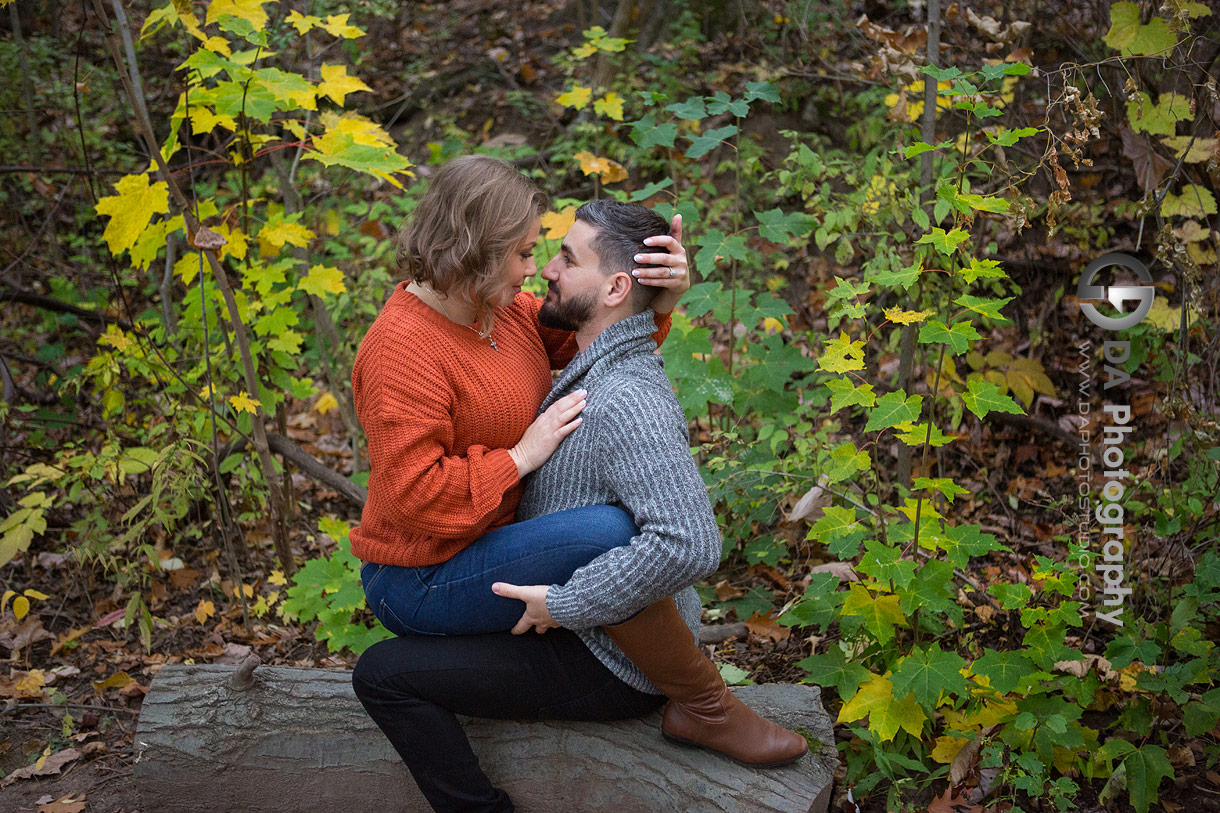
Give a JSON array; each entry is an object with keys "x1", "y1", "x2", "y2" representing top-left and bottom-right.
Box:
[{"x1": 543, "y1": 379, "x2": 722, "y2": 631}]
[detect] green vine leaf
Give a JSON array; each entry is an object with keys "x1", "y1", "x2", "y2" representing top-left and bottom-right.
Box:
[
  {"x1": 796, "y1": 646, "x2": 870, "y2": 697},
  {"x1": 825, "y1": 378, "x2": 877, "y2": 413},
  {"x1": 685, "y1": 124, "x2": 737, "y2": 159},
  {"x1": 915, "y1": 226, "x2": 970, "y2": 255},
  {"x1": 972, "y1": 648, "x2": 1035, "y2": 694},
  {"x1": 918, "y1": 319, "x2": 981, "y2": 355},
  {"x1": 1122, "y1": 745, "x2": 1174, "y2": 813},
  {"x1": 629, "y1": 113, "x2": 678, "y2": 149},
  {"x1": 840, "y1": 583, "x2": 908, "y2": 645},
  {"x1": 1104, "y1": 2, "x2": 1178, "y2": 56},
  {"x1": 912, "y1": 477, "x2": 969, "y2": 502}
]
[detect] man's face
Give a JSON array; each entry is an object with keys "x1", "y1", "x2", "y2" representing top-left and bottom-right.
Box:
[{"x1": 538, "y1": 220, "x2": 604, "y2": 331}]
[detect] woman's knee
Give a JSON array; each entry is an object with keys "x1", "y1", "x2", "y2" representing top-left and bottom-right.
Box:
[
  {"x1": 584, "y1": 505, "x2": 639, "y2": 546},
  {"x1": 352, "y1": 637, "x2": 420, "y2": 700}
]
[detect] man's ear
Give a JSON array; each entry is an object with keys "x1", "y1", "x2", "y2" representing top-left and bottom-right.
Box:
[{"x1": 603, "y1": 272, "x2": 633, "y2": 307}]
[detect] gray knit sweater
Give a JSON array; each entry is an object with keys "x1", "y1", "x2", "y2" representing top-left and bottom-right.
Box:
[{"x1": 517, "y1": 309, "x2": 723, "y2": 694}]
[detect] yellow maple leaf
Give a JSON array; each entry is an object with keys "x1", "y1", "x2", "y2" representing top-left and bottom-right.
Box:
[
  {"x1": 200, "y1": 35, "x2": 232, "y2": 57},
  {"x1": 837, "y1": 672, "x2": 927, "y2": 742},
  {"x1": 95, "y1": 174, "x2": 170, "y2": 255},
  {"x1": 268, "y1": 570, "x2": 288, "y2": 586},
  {"x1": 762, "y1": 317, "x2": 785, "y2": 334},
  {"x1": 884, "y1": 307, "x2": 934, "y2": 325},
  {"x1": 593, "y1": 91, "x2": 625, "y2": 121},
  {"x1": 317, "y1": 63, "x2": 372, "y2": 106},
  {"x1": 313, "y1": 392, "x2": 339, "y2": 414},
  {"x1": 540, "y1": 207, "x2": 576, "y2": 240},
  {"x1": 285, "y1": 9, "x2": 319, "y2": 34},
  {"x1": 931, "y1": 734, "x2": 971, "y2": 764},
  {"x1": 573, "y1": 150, "x2": 628, "y2": 182},
  {"x1": 188, "y1": 104, "x2": 237, "y2": 134},
  {"x1": 194, "y1": 599, "x2": 215, "y2": 624},
  {"x1": 229, "y1": 391, "x2": 260, "y2": 414},
  {"x1": 204, "y1": 0, "x2": 270, "y2": 30},
  {"x1": 260, "y1": 221, "x2": 316, "y2": 249},
  {"x1": 319, "y1": 13, "x2": 364, "y2": 38},
  {"x1": 299, "y1": 264, "x2": 347, "y2": 297},
  {"x1": 556, "y1": 85, "x2": 592, "y2": 110}
]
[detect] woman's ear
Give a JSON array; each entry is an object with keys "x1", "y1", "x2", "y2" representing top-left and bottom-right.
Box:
[{"x1": 603, "y1": 272, "x2": 634, "y2": 307}]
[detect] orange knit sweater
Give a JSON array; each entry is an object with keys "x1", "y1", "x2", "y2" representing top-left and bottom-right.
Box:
[{"x1": 349, "y1": 282, "x2": 672, "y2": 567}]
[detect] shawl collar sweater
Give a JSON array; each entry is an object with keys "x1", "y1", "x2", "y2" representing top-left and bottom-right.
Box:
[{"x1": 518, "y1": 309, "x2": 722, "y2": 693}]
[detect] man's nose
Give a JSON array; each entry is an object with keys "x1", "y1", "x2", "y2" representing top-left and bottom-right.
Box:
[{"x1": 541, "y1": 257, "x2": 559, "y2": 280}]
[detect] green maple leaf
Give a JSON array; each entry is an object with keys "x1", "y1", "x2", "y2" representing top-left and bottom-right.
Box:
[
  {"x1": 1123, "y1": 745, "x2": 1174, "y2": 813},
  {"x1": 959, "y1": 256, "x2": 1007, "y2": 284},
  {"x1": 915, "y1": 226, "x2": 970, "y2": 255},
  {"x1": 837, "y1": 673, "x2": 925, "y2": 742},
  {"x1": 919, "y1": 319, "x2": 981, "y2": 355},
  {"x1": 940, "y1": 523, "x2": 1007, "y2": 569},
  {"x1": 209, "y1": 79, "x2": 280, "y2": 122},
  {"x1": 665, "y1": 96, "x2": 706, "y2": 121},
  {"x1": 693, "y1": 229, "x2": 747, "y2": 269},
  {"x1": 840, "y1": 583, "x2": 907, "y2": 645},
  {"x1": 894, "y1": 420, "x2": 955, "y2": 447},
  {"x1": 912, "y1": 476, "x2": 969, "y2": 502},
  {"x1": 988, "y1": 582, "x2": 1033, "y2": 610},
  {"x1": 856, "y1": 538, "x2": 916, "y2": 589},
  {"x1": 890, "y1": 643, "x2": 968, "y2": 708},
  {"x1": 755, "y1": 208, "x2": 816, "y2": 241},
  {"x1": 797, "y1": 647, "x2": 870, "y2": 697},
  {"x1": 628, "y1": 178, "x2": 674, "y2": 202},
  {"x1": 630, "y1": 113, "x2": 678, "y2": 149},
  {"x1": 809, "y1": 505, "x2": 862, "y2": 545},
  {"x1": 972, "y1": 648, "x2": 1034, "y2": 694},
  {"x1": 986, "y1": 127, "x2": 1039, "y2": 147},
  {"x1": 825, "y1": 378, "x2": 876, "y2": 413},
  {"x1": 685, "y1": 125, "x2": 737, "y2": 159},
  {"x1": 864, "y1": 390, "x2": 922, "y2": 432},
  {"x1": 744, "y1": 80, "x2": 780, "y2": 103},
  {"x1": 955, "y1": 293, "x2": 1013, "y2": 322},
  {"x1": 825, "y1": 441, "x2": 871, "y2": 484},
  {"x1": 254, "y1": 306, "x2": 299, "y2": 337},
  {"x1": 817, "y1": 332, "x2": 866, "y2": 374},
  {"x1": 962, "y1": 378, "x2": 1023, "y2": 419},
  {"x1": 897, "y1": 559, "x2": 959, "y2": 623},
  {"x1": 1184, "y1": 687, "x2": 1220, "y2": 737},
  {"x1": 866, "y1": 261, "x2": 922, "y2": 290}
]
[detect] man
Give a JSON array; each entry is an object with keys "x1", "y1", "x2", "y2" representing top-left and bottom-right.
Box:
[{"x1": 353, "y1": 202, "x2": 805, "y2": 812}]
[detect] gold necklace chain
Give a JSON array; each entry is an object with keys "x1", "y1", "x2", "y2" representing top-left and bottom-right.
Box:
[{"x1": 422, "y1": 285, "x2": 498, "y2": 351}]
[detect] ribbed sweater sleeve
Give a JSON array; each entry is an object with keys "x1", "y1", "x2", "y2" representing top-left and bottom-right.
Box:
[
  {"x1": 543, "y1": 381, "x2": 722, "y2": 630},
  {"x1": 361, "y1": 343, "x2": 520, "y2": 540}
]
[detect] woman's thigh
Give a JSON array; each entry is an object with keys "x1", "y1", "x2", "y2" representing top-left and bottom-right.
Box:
[{"x1": 377, "y1": 505, "x2": 639, "y2": 636}]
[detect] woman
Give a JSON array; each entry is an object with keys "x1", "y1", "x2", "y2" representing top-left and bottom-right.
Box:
[{"x1": 350, "y1": 156, "x2": 804, "y2": 811}]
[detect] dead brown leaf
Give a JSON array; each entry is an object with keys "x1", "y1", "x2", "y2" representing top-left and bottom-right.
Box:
[
  {"x1": 38, "y1": 793, "x2": 87, "y2": 813},
  {"x1": 0, "y1": 615, "x2": 56, "y2": 653},
  {"x1": 0, "y1": 748, "x2": 81, "y2": 787},
  {"x1": 744, "y1": 611, "x2": 791, "y2": 643},
  {"x1": 1120, "y1": 124, "x2": 1173, "y2": 193},
  {"x1": 809, "y1": 561, "x2": 860, "y2": 582}
]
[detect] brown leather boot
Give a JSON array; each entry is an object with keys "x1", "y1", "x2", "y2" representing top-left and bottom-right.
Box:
[{"x1": 603, "y1": 598, "x2": 808, "y2": 768}]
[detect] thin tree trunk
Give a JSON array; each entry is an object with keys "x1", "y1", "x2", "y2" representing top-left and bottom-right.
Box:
[
  {"x1": 896, "y1": 0, "x2": 940, "y2": 488},
  {"x1": 10, "y1": 3, "x2": 41, "y2": 167},
  {"x1": 93, "y1": 0, "x2": 296, "y2": 575}
]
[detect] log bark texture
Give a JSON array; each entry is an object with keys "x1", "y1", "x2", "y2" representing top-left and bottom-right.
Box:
[{"x1": 135, "y1": 664, "x2": 837, "y2": 813}]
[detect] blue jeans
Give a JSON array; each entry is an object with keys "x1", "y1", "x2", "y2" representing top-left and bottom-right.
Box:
[{"x1": 361, "y1": 505, "x2": 638, "y2": 636}]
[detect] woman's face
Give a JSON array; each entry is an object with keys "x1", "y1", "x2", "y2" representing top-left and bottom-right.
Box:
[{"x1": 494, "y1": 216, "x2": 541, "y2": 306}]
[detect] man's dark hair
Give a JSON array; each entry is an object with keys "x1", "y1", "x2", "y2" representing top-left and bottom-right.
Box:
[{"x1": 574, "y1": 200, "x2": 671, "y2": 313}]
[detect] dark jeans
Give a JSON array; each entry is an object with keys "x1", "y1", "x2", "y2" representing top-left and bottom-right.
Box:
[
  {"x1": 361, "y1": 505, "x2": 638, "y2": 636},
  {"x1": 351, "y1": 628, "x2": 665, "y2": 812}
]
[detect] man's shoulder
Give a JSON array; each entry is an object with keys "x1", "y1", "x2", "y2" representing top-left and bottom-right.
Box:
[{"x1": 589, "y1": 355, "x2": 675, "y2": 406}]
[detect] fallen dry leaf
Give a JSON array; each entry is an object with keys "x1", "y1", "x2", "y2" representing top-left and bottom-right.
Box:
[
  {"x1": 744, "y1": 611, "x2": 791, "y2": 643},
  {"x1": 0, "y1": 615, "x2": 56, "y2": 652},
  {"x1": 809, "y1": 561, "x2": 860, "y2": 582},
  {"x1": 0, "y1": 748, "x2": 81, "y2": 787},
  {"x1": 38, "y1": 793, "x2": 87, "y2": 813}
]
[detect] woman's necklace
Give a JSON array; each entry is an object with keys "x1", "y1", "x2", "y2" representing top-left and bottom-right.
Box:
[{"x1": 421, "y1": 284, "x2": 498, "y2": 351}]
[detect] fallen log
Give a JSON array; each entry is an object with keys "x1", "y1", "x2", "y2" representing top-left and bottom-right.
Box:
[{"x1": 135, "y1": 663, "x2": 837, "y2": 813}]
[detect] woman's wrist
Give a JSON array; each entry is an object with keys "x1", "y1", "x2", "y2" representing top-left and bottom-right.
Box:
[{"x1": 508, "y1": 447, "x2": 531, "y2": 478}]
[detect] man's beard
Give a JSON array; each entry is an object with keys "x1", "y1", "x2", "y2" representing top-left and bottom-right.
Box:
[{"x1": 538, "y1": 286, "x2": 596, "y2": 332}]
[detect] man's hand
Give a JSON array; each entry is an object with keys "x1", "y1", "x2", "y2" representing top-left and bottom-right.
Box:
[
  {"x1": 492, "y1": 582, "x2": 558, "y2": 635},
  {"x1": 635, "y1": 213, "x2": 690, "y2": 315}
]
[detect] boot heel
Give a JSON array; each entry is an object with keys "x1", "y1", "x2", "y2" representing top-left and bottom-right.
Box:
[{"x1": 661, "y1": 729, "x2": 699, "y2": 749}]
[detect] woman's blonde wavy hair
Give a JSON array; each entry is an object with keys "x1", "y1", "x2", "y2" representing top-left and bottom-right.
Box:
[{"x1": 396, "y1": 155, "x2": 548, "y2": 335}]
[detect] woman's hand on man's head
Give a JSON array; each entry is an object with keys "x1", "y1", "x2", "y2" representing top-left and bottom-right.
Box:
[{"x1": 634, "y1": 214, "x2": 690, "y2": 315}]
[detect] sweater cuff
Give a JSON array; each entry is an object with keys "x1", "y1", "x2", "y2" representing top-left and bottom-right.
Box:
[
  {"x1": 546, "y1": 583, "x2": 589, "y2": 630},
  {"x1": 484, "y1": 448, "x2": 521, "y2": 492}
]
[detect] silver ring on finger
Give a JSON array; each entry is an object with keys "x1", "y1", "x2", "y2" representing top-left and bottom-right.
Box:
[{"x1": 668, "y1": 267, "x2": 676, "y2": 278}]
